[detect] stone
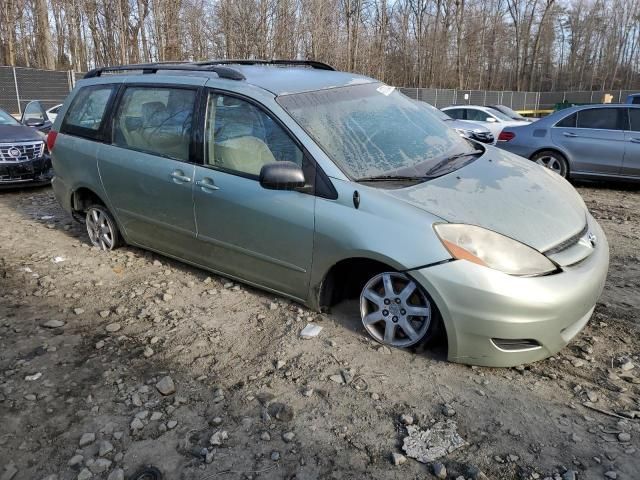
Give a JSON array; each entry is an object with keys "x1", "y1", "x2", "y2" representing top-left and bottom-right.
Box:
[
  {"x1": 211, "y1": 417, "x2": 223, "y2": 426},
  {"x1": 79, "y1": 433, "x2": 95, "y2": 447},
  {"x1": 107, "y1": 469, "x2": 124, "y2": 480},
  {"x1": 432, "y1": 462, "x2": 447, "y2": 479},
  {"x1": 261, "y1": 432, "x2": 271, "y2": 441},
  {"x1": 99, "y1": 440, "x2": 114, "y2": 456},
  {"x1": 74, "y1": 308, "x2": 85, "y2": 315},
  {"x1": 302, "y1": 388, "x2": 314, "y2": 397},
  {"x1": 130, "y1": 418, "x2": 144, "y2": 430},
  {"x1": 586, "y1": 390, "x2": 599, "y2": 403},
  {"x1": 95, "y1": 340, "x2": 105, "y2": 350},
  {"x1": 442, "y1": 404, "x2": 456, "y2": 417},
  {"x1": 571, "y1": 359, "x2": 586, "y2": 368},
  {"x1": 621, "y1": 361, "x2": 634, "y2": 371},
  {"x1": 68, "y1": 454, "x2": 84, "y2": 467},
  {"x1": 282, "y1": 432, "x2": 295, "y2": 443},
  {"x1": 99, "y1": 310, "x2": 110, "y2": 318},
  {"x1": 329, "y1": 374, "x2": 344, "y2": 384},
  {"x1": 143, "y1": 347, "x2": 154, "y2": 358},
  {"x1": 105, "y1": 323, "x2": 121, "y2": 333},
  {"x1": 402, "y1": 421, "x2": 466, "y2": 463},
  {"x1": 391, "y1": 453, "x2": 407, "y2": 466},
  {"x1": 89, "y1": 458, "x2": 112, "y2": 474},
  {"x1": 618, "y1": 432, "x2": 631, "y2": 442},
  {"x1": 43, "y1": 320, "x2": 65, "y2": 328},
  {"x1": 371, "y1": 392, "x2": 380, "y2": 400},
  {"x1": 155, "y1": 376, "x2": 176, "y2": 395},
  {"x1": 167, "y1": 420, "x2": 177, "y2": 429},
  {"x1": 400, "y1": 414, "x2": 414, "y2": 425},
  {"x1": 209, "y1": 430, "x2": 228, "y2": 446},
  {"x1": 77, "y1": 469, "x2": 92, "y2": 480},
  {"x1": 275, "y1": 360, "x2": 286, "y2": 370},
  {"x1": 150, "y1": 412, "x2": 163, "y2": 421},
  {"x1": 604, "y1": 472, "x2": 617, "y2": 479},
  {"x1": 562, "y1": 471, "x2": 577, "y2": 480},
  {"x1": 270, "y1": 451, "x2": 280, "y2": 461}
]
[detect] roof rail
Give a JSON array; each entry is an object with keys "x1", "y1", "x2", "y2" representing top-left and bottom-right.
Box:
[
  {"x1": 84, "y1": 63, "x2": 245, "y2": 80},
  {"x1": 196, "y1": 59, "x2": 336, "y2": 71}
]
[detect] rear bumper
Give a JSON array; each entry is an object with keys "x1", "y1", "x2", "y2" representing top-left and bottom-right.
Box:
[
  {"x1": 494, "y1": 142, "x2": 535, "y2": 159},
  {"x1": 0, "y1": 155, "x2": 53, "y2": 188},
  {"x1": 409, "y1": 216, "x2": 609, "y2": 367}
]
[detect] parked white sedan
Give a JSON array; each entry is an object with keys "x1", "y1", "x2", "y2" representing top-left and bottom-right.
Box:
[{"x1": 441, "y1": 105, "x2": 530, "y2": 137}]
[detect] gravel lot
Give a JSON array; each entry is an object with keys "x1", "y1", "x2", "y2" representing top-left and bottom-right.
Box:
[{"x1": 0, "y1": 182, "x2": 639, "y2": 480}]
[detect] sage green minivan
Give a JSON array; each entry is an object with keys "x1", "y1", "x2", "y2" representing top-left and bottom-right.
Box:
[{"x1": 49, "y1": 60, "x2": 609, "y2": 367}]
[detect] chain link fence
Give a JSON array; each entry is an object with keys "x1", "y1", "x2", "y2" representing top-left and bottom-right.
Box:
[
  {"x1": 0, "y1": 65, "x2": 637, "y2": 116},
  {"x1": 399, "y1": 87, "x2": 637, "y2": 110},
  {"x1": 0, "y1": 66, "x2": 83, "y2": 116}
]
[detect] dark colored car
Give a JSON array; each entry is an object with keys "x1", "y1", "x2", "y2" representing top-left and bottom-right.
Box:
[{"x1": 0, "y1": 107, "x2": 52, "y2": 187}]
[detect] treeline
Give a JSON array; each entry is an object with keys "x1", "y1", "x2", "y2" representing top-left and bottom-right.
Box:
[{"x1": 1, "y1": 0, "x2": 639, "y2": 91}]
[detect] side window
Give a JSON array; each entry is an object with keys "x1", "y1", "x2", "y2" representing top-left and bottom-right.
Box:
[
  {"x1": 445, "y1": 109, "x2": 464, "y2": 120},
  {"x1": 466, "y1": 109, "x2": 492, "y2": 122},
  {"x1": 205, "y1": 93, "x2": 304, "y2": 177},
  {"x1": 61, "y1": 85, "x2": 115, "y2": 137},
  {"x1": 576, "y1": 108, "x2": 621, "y2": 130},
  {"x1": 556, "y1": 113, "x2": 577, "y2": 128},
  {"x1": 632, "y1": 96, "x2": 640, "y2": 105},
  {"x1": 112, "y1": 87, "x2": 195, "y2": 162},
  {"x1": 630, "y1": 109, "x2": 640, "y2": 132}
]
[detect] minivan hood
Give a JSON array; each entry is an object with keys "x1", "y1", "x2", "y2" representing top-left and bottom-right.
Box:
[
  {"x1": 382, "y1": 148, "x2": 587, "y2": 252},
  {"x1": 0, "y1": 124, "x2": 43, "y2": 142}
]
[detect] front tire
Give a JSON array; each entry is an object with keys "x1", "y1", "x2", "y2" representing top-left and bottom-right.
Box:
[
  {"x1": 359, "y1": 272, "x2": 436, "y2": 348},
  {"x1": 85, "y1": 204, "x2": 122, "y2": 251},
  {"x1": 531, "y1": 150, "x2": 569, "y2": 178}
]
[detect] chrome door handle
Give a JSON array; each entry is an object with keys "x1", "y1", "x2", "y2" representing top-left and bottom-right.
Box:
[
  {"x1": 170, "y1": 171, "x2": 192, "y2": 183},
  {"x1": 630, "y1": 138, "x2": 640, "y2": 144},
  {"x1": 563, "y1": 132, "x2": 578, "y2": 138},
  {"x1": 195, "y1": 178, "x2": 220, "y2": 191}
]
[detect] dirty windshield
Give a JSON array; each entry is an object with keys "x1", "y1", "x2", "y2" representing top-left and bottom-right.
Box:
[{"x1": 277, "y1": 83, "x2": 477, "y2": 179}]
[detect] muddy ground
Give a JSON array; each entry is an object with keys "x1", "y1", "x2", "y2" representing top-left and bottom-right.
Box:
[{"x1": 0, "y1": 181, "x2": 639, "y2": 480}]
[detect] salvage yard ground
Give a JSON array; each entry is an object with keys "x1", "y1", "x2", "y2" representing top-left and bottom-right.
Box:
[{"x1": 0, "y1": 183, "x2": 639, "y2": 480}]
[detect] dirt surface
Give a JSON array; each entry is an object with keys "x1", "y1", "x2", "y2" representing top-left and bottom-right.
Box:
[{"x1": 0, "y1": 182, "x2": 639, "y2": 480}]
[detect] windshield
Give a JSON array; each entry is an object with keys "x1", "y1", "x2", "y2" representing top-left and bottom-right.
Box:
[
  {"x1": 0, "y1": 109, "x2": 20, "y2": 126},
  {"x1": 490, "y1": 106, "x2": 520, "y2": 121},
  {"x1": 277, "y1": 83, "x2": 477, "y2": 179}
]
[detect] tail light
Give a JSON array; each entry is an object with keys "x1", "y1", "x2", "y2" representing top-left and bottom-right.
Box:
[
  {"x1": 46, "y1": 131, "x2": 58, "y2": 151},
  {"x1": 498, "y1": 131, "x2": 515, "y2": 142}
]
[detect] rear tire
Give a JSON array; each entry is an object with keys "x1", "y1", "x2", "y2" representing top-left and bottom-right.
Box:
[
  {"x1": 85, "y1": 204, "x2": 122, "y2": 251},
  {"x1": 531, "y1": 150, "x2": 569, "y2": 178}
]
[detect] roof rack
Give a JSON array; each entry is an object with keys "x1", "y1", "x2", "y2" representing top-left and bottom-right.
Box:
[
  {"x1": 196, "y1": 59, "x2": 336, "y2": 71},
  {"x1": 84, "y1": 63, "x2": 246, "y2": 80}
]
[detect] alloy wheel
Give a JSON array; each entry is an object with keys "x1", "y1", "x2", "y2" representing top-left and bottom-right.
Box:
[
  {"x1": 86, "y1": 207, "x2": 116, "y2": 251},
  {"x1": 360, "y1": 272, "x2": 432, "y2": 348},
  {"x1": 535, "y1": 155, "x2": 565, "y2": 176}
]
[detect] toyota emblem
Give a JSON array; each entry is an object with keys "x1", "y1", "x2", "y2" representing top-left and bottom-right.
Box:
[{"x1": 8, "y1": 147, "x2": 21, "y2": 158}]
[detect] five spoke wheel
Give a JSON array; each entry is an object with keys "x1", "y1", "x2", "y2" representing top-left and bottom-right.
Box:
[
  {"x1": 360, "y1": 272, "x2": 432, "y2": 348},
  {"x1": 85, "y1": 205, "x2": 119, "y2": 251}
]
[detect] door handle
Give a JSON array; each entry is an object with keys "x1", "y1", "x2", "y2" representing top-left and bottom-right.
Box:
[
  {"x1": 563, "y1": 132, "x2": 578, "y2": 138},
  {"x1": 630, "y1": 138, "x2": 640, "y2": 144},
  {"x1": 170, "y1": 171, "x2": 192, "y2": 183},
  {"x1": 195, "y1": 178, "x2": 220, "y2": 192}
]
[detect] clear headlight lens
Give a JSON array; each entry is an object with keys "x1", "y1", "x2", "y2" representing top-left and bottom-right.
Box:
[
  {"x1": 455, "y1": 128, "x2": 473, "y2": 138},
  {"x1": 434, "y1": 224, "x2": 557, "y2": 276}
]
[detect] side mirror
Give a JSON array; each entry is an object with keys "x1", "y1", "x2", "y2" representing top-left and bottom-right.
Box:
[
  {"x1": 24, "y1": 118, "x2": 45, "y2": 128},
  {"x1": 259, "y1": 161, "x2": 306, "y2": 191},
  {"x1": 485, "y1": 117, "x2": 497, "y2": 123}
]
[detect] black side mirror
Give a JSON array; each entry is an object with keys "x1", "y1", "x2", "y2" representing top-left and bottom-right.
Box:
[
  {"x1": 25, "y1": 118, "x2": 45, "y2": 128},
  {"x1": 259, "y1": 161, "x2": 306, "y2": 190}
]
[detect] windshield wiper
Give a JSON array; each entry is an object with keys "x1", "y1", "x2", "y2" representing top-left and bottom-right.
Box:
[
  {"x1": 355, "y1": 174, "x2": 429, "y2": 183},
  {"x1": 423, "y1": 149, "x2": 484, "y2": 176}
]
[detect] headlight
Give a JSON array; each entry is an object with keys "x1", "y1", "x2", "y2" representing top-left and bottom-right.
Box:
[
  {"x1": 455, "y1": 128, "x2": 473, "y2": 138},
  {"x1": 434, "y1": 224, "x2": 557, "y2": 276}
]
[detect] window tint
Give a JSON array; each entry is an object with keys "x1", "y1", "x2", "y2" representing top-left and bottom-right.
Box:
[
  {"x1": 113, "y1": 87, "x2": 195, "y2": 162},
  {"x1": 466, "y1": 109, "x2": 494, "y2": 122},
  {"x1": 445, "y1": 108, "x2": 465, "y2": 120},
  {"x1": 632, "y1": 96, "x2": 640, "y2": 105},
  {"x1": 62, "y1": 86, "x2": 114, "y2": 134},
  {"x1": 556, "y1": 113, "x2": 576, "y2": 128},
  {"x1": 205, "y1": 94, "x2": 304, "y2": 177},
  {"x1": 576, "y1": 108, "x2": 621, "y2": 130},
  {"x1": 630, "y1": 109, "x2": 640, "y2": 132}
]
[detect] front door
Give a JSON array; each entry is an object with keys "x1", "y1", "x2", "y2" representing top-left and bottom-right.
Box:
[
  {"x1": 191, "y1": 92, "x2": 315, "y2": 300},
  {"x1": 98, "y1": 85, "x2": 199, "y2": 258},
  {"x1": 551, "y1": 107, "x2": 625, "y2": 175}
]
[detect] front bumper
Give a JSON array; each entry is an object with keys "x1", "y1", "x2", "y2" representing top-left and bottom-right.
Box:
[
  {"x1": 0, "y1": 155, "x2": 53, "y2": 188},
  {"x1": 409, "y1": 216, "x2": 609, "y2": 367}
]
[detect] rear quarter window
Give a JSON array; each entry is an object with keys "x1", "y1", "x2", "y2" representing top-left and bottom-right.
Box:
[
  {"x1": 555, "y1": 113, "x2": 576, "y2": 128},
  {"x1": 60, "y1": 85, "x2": 116, "y2": 140}
]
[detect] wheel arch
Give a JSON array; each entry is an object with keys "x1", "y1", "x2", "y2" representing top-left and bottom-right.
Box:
[{"x1": 529, "y1": 147, "x2": 571, "y2": 175}]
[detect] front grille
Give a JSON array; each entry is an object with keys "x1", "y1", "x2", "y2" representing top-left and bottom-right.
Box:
[
  {"x1": 544, "y1": 222, "x2": 589, "y2": 255},
  {"x1": 472, "y1": 132, "x2": 495, "y2": 143},
  {"x1": 0, "y1": 141, "x2": 45, "y2": 163}
]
